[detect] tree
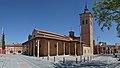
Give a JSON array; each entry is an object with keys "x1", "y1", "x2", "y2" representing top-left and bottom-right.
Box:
[
  {"x1": 92, "y1": 0, "x2": 120, "y2": 36},
  {"x1": 2, "y1": 32, "x2": 5, "y2": 50}
]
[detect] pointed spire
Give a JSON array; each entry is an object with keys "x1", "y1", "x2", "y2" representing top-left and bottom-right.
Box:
[
  {"x1": 84, "y1": 2, "x2": 89, "y2": 13},
  {"x1": 85, "y1": 2, "x2": 88, "y2": 9}
]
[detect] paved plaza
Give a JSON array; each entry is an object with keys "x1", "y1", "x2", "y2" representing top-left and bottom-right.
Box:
[
  {"x1": 0, "y1": 54, "x2": 120, "y2": 68},
  {"x1": 0, "y1": 54, "x2": 54, "y2": 68}
]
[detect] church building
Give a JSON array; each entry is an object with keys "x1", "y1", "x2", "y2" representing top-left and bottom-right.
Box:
[{"x1": 22, "y1": 3, "x2": 94, "y2": 57}]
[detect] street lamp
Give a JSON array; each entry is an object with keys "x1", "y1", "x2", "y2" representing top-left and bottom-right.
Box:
[
  {"x1": 97, "y1": 36, "x2": 100, "y2": 42},
  {"x1": 97, "y1": 36, "x2": 100, "y2": 54}
]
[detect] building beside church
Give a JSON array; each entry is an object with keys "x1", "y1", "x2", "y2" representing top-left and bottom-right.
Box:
[
  {"x1": 22, "y1": 3, "x2": 94, "y2": 57},
  {"x1": 115, "y1": 43, "x2": 120, "y2": 53},
  {"x1": 94, "y1": 42, "x2": 117, "y2": 54},
  {"x1": 6, "y1": 44, "x2": 22, "y2": 54},
  {"x1": 0, "y1": 29, "x2": 22, "y2": 54}
]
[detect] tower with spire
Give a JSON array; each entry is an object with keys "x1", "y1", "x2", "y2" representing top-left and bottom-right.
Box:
[
  {"x1": 80, "y1": 2, "x2": 93, "y2": 55},
  {"x1": 1, "y1": 28, "x2": 5, "y2": 50}
]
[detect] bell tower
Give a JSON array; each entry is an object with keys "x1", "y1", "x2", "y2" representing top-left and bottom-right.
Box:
[{"x1": 80, "y1": 3, "x2": 93, "y2": 54}]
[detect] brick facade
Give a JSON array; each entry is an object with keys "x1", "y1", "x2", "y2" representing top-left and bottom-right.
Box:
[{"x1": 22, "y1": 29, "x2": 81, "y2": 57}]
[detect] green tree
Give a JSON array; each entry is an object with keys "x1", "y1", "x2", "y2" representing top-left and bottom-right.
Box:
[
  {"x1": 92, "y1": 0, "x2": 120, "y2": 36},
  {"x1": 2, "y1": 32, "x2": 5, "y2": 50}
]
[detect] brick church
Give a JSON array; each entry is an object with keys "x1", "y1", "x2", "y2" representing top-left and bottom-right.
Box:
[{"x1": 22, "y1": 3, "x2": 94, "y2": 57}]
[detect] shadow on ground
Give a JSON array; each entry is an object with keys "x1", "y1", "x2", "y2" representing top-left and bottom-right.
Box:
[{"x1": 53, "y1": 60, "x2": 120, "y2": 68}]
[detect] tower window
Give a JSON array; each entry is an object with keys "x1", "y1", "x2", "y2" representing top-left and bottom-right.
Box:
[
  {"x1": 86, "y1": 20, "x2": 88, "y2": 24},
  {"x1": 40, "y1": 44, "x2": 41, "y2": 47},
  {"x1": 82, "y1": 20, "x2": 84, "y2": 25},
  {"x1": 54, "y1": 44, "x2": 57, "y2": 47},
  {"x1": 34, "y1": 35, "x2": 35, "y2": 37},
  {"x1": 84, "y1": 50, "x2": 86, "y2": 53}
]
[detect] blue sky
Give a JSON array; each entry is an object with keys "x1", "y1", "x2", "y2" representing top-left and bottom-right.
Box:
[{"x1": 0, "y1": 0, "x2": 119, "y2": 45}]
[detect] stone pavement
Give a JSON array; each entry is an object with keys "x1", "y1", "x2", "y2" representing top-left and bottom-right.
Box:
[
  {"x1": 0, "y1": 54, "x2": 120, "y2": 68},
  {"x1": 0, "y1": 54, "x2": 34, "y2": 68},
  {"x1": 0, "y1": 54, "x2": 54, "y2": 68}
]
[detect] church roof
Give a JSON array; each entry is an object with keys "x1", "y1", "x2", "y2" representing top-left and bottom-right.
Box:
[
  {"x1": 36, "y1": 29, "x2": 65, "y2": 37},
  {"x1": 32, "y1": 29, "x2": 71, "y2": 40},
  {"x1": 23, "y1": 29, "x2": 80, "y2": 44}
]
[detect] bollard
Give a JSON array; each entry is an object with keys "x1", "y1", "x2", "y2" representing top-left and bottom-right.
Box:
[
  {"x1": 90, "y1": 56, "x2": 92, "y2": 60},
  {"x1": 83, "y1": 57, "x2": 85, "y2": 62},
  {"x1": 87, "y1": 56, "x2": 89, "y2": 61},
  {"x1": 63, "y1": 57, "x2": 65, "y2": 63},
  {"x1": 91, "y1": 56, "x2": 92, "y2": 60},
  {"x1": 76, "y1": 58, "x2": 78, "y2": 64},
  {"x1": 54, "y1": 56, "x2": 55, "y2": 62},
  {"x1": 47, "y1": 56, "x2": 49, "y2": 60},
  {"x1": 42, "y1": 56, "x2": 44, "y2": 59},
  {"x1": 93, "y1": 56, "x2": 94, "y2": 59}
]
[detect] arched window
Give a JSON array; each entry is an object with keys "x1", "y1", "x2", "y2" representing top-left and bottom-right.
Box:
[
  {"x1": 40, "y1": 44, "x2": 41, "y2": 47},
  {"x1": 88, "y1": 50, "x2": 89, "y2": 53},
  {"x1": 82, "y1": 20, "x2": 84, "y2": 25},
  {"x1": 54, "y1": 44, "x2": 57, "y2": 47},
  {"x1": 84, "y1": 50, "x2": 86, "y2": 53},
  {"x1": 34, "y1": 35, "x2": 35, "y2": 37}
]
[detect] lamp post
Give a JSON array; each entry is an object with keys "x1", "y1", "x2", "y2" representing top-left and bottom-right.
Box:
[{"x1": 97, "y1": 36, "x2": 100, "y2": 54}]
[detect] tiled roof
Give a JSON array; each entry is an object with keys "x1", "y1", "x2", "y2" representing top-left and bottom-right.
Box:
[
  {"x1": 6, "y1": 44, "x2": 22, "y2": 47},
  {"x1": 33, "y1": 29, "x2": 73, "y2": 41}
]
